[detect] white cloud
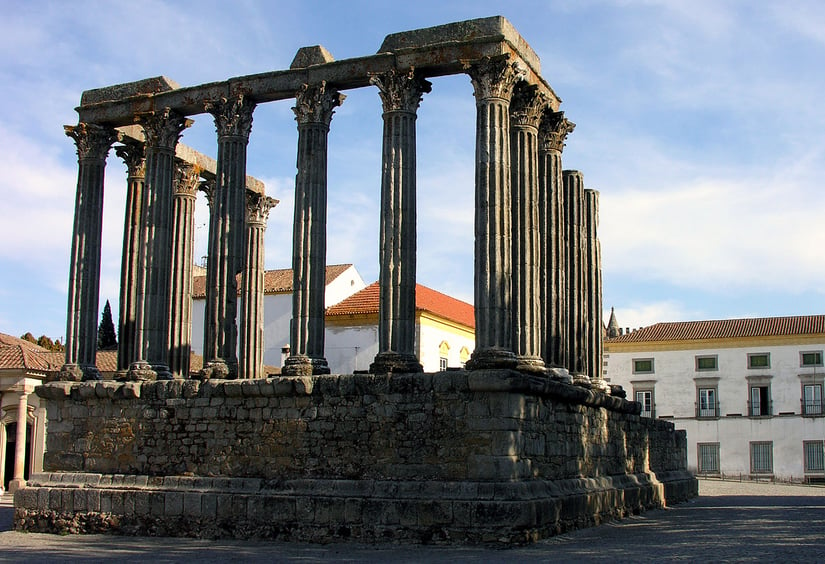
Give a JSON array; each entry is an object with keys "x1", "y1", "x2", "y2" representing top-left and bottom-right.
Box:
[{"x1": 607, "y1": 299, "x2": 700, "y2": 331}]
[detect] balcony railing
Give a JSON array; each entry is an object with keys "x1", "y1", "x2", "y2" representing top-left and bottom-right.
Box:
[
  {"x1": 802, "y1": 399, "x2": 823, "y2": 416},
  {"x1": 748, "y1": 400, "x2": 773, "y2": 417},
  {"x1": 696, "y1": 402, "x2": 720, "y2": 418}
]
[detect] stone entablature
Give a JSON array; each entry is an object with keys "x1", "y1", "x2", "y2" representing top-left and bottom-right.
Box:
[{"x1": 16, "y1": 374, "x2": 695, "y2": 542}]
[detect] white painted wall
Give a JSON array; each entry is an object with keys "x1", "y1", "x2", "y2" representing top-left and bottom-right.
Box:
[
  {"x1": 606, "y1": 340, "x2": 825, "y2": 480},
  {"x1": 325, "y1": 324, "x2": 379, "y2": 374}
]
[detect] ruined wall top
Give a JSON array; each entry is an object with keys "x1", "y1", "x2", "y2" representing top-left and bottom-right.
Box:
[{"x1": 75, "y1": 16, "x2": 561, "y2": 127}]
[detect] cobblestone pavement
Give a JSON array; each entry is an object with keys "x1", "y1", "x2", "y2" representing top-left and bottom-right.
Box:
[{"x1": 1, "y1": 479, "x2": 824, "y2": 563}]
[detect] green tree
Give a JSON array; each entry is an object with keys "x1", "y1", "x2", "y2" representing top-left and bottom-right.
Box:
[
  {"x1": 20, "y1": 332, "x2": 36, "y2": 344},
  {"x1": 97, "y1": 300, "x2": 118, "y2": 350}
]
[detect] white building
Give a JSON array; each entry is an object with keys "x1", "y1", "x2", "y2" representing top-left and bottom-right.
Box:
[
  {"x1": 325, "y1": 282, "x2": 475, "y2": 374},
  {"x1": 192, "y1": 264, "x2": 366, "y2": 369},
  {"x1": 605, "y1": 314, "x2": 825, "y2": 482}
]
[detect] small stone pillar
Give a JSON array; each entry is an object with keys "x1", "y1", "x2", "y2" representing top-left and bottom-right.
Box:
[
  {"x1": 509, "y1": 81, "x2": 546, "y2": 374},
  {"x1": 538, "y1": 112, "x2": 575, "y2": 370},
  {"x1": 128, "y1": 108, "x2": 190, "y2": 381},
  {"x1": 114, "y1": 140, "x2": 146, "y2": 373},
  {"x1": 240, "y1": 192, "x2": 278, "y2": 379},
  {"x1": 585, "y1": 188, "x2": 605, "y2": 387},
  {"x1": 464, "y1": 56, "x2": 524, "y2": 371},
  {"x1": 168, "y1": 162, "x2": 201, "y2": 378},
  {"x1": 62, "y1": 123, "x2": 118, "y2": 381},
  {"x1": 368, "y1": 69, "x2": 430, "y2": 375},
  {"x1": 563, "y1": 170, "x2": 588, "y2": 381},
  {"x1": 201, "y1": 95, "x2": 256, "y2": 380},
  {"x1": 8, "y1": 391, "x2": 28, "y2": 493},
  {"x1": 282, "y1": 82, "x2": 344, "y2": 376}
]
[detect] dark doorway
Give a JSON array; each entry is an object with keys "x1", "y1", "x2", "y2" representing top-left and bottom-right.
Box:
[{"x1": 3, "y1": 422, "x2": 32, "y2": 491}]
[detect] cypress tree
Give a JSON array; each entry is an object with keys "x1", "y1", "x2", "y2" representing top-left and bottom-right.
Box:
[{"x1": 97, "y1": 300, "x2": 118, "y2": 350}]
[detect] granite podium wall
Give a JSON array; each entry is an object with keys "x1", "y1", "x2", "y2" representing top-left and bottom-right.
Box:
[{"x1": 15, "y1": 373, "x2": 696, "y2": 543}]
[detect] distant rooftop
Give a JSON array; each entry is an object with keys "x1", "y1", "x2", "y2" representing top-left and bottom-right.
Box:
[
  {"x1": 193, "y1": 264, "x2": 353, "y2": 299},
  {"x1": 606, "y1": 315, "x2": 825, "y2": 343}
]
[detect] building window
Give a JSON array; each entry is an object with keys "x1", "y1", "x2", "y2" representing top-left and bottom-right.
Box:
[
  {"x1": 695, "y1": 355, "x2": 718, "y2": 371},
  {"x1": 749, "y1": 385, "x2": 771, "y2": 417},
  {"x1": 697, "y1": 443, "x2": 720, "y2": 474},
  {"x1": 750, "y1": 441, "x2": 773, "y2": 474},
  {"x1": 439, "y1": 357, "x2": 448, "y2": 371},
  {"x1": 459, "y1": 347, "x2": 470, "y2": 367},
  {"x1": 801, "y1": 351, "x2": 824, "y2": 368},
  {"x1": 697, "y1": 388, "x2": 718, "y2": 418},
  {"x1": 633, "y1": 358, "x2": 654, "y2": 374},
  {"x1": 635, "y1": 390, "x2": 654, "y2": 418},
  {"x1": 747, "y1": 353, "x2": 770, "y2": 369},
  {"x1": 804, "y1": 441, "x2": 825, "y2": 473},
  {"x1": 803, "y1": 384, "x2": 823, "y2": 416}
]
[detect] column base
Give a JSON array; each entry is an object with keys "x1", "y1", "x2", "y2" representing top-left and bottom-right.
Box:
[
  {"x1": 571, "y1": 373, "x2": 592, "y2": 389},
  {"x1": 547, "y1": 366, "x2": 573, "y2": 385},
  {"x1": 57, "y1": 364, "x2": 84, "y2": 382},
  {"x1": 465, "y1": 348, "x2": 519, "y2": 371},
  {"x1": 609, "y1": 384, "x2": 627, "y2": 398},
  {"x1": 370, "y1": 352, "x2": 423, "y2": 375},
  {"x1": 281, "y1": 355, "x2": 330, "y2": 376},
  {"x1": 515, "y1": 355, "x2": 546, "y2": 375},
  {"x1": 590, "y1": 379, "x2": 611, "y2": 393},
  {"x1": 8, "y1": 478, "x2": 26, "y2": 494},
  {"x1": 200, "y1": 359, "x2": 232, "y2": 380},
  {"x1": 127, "y1": 360, "x2": 158, "y2": 382}
]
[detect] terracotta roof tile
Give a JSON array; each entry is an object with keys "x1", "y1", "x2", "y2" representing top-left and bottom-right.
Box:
[
  {"x1": 606, "y1": 315, "x2": 825, "y2": 343},
  {"x1": 326, "y1": 282, "x2": 475, "y2": 329},
  {"x1": 192, "y1": 264, "x2": 353, "y2": 299}
]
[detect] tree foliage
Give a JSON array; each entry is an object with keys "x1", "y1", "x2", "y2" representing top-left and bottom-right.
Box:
[
  {"x1": 97, "y1": 300, "x2": 118, "y2": 350},
  {"x1": 19, "y1": 332, "x2": 65, "y2": 351}
]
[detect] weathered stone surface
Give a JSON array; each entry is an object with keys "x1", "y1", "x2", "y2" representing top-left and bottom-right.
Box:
[{"x1": 290, "y1": 45, "x2": 335, "y2": 69}]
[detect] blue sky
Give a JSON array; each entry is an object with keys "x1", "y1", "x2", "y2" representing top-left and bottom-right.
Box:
[{"x1": 1, "y1": 0, "x2": 823, "y2": 342}]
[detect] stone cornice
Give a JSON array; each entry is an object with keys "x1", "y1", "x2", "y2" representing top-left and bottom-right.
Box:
[
  {"x1": 64, "y1": 123, "x2": 118, "y2": 162},
  {"x1": 369, "y1": 69, "x2": 431, "y2": 114}
]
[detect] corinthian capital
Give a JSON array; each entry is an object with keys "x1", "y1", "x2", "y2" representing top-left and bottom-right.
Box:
[
  {"x1": 205, "y1": 94, "x2": 256, "y2": 139},
  {"x1": 510, "y1": 82, "x2": 547, "y2": 129},
  {"x1": 539, "y1": 111, "x2": 576, "y2": 153},
  {"x1": 64, "y1": 123, "x2": 118, "y2": 161},
  {"x1": 292, "y1": 81, "x2": 346, "y2": 126},
  {"x1": 174, "y1": 162, "x2": 202, "y2": 197},
  {"x1": 245, "y1": 192, "x2": 279, "y2": 226},
  {"x1": 369, "y1": 68, "x2": 432, "y2": 114},
  {"x1": 464, "y1": 56, "x2": 525, "y2": 102},
  {"x1": 198, "y1": 178, "x2": 216, "y2": 208},
  {"x1": 136, "y1": 108, "x2": 190, "y2": 151},
  {"x1": 114, "y1": 140, "x2": 146, "y2": 177}
]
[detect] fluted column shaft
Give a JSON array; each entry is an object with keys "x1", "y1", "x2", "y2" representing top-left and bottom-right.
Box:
[
  {"x1": 202, "y1": 95, "x2": 256, "y2": 379},
  {"x1": 585, "y1": 189, "x2": 603, "y2": 382},
  {"x1": 464, "y1": 57, "x2": 524, "y2": 371},
  {"x1": 115, "y1": 141, "x2": 146, "y2": 372},
  {"x1": 509, "y1": 82, "x2": 545, "y2": 372},
  {"x1": 168, "y1": 162, "x2": 201, "y2": 378},
  {"x1": 538, "y1": 112, "x2": 575, "y2": 369},
  {"x1": 8, "y1": 391, "x2": 28, "y2": 492},
  {"x1": 283, "y1": 82, "x2": 344, "y2": 376},
  {"x1": 129, "y1": 109, "x2": 189, "y2": 381},
  {"x1": 62, "y1": 123, "x2": 118, "y2": 381},
  {"x1": 369, "y1": 70, "x2": 430, "y2": 375},
  {"x1": 563, "y1": 170, "x2": 587, "y2": 376},
  {"x1": 240, "y1": 194, "x2": 277, "y2": 379}
]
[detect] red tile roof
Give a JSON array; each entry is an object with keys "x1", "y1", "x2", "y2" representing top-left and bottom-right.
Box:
[
  {"x1": 192, "y1": 264, "x2": 353, "y2": 299},
  {"x1": 0, "y1": 334, "x2": 63, "y2": 372},
  {"x1": 326, "y1": 282, "x2": 475, "y2": 329},
  {"x1": 607, "y1": 315, "x2": 825, "y2": 343}
]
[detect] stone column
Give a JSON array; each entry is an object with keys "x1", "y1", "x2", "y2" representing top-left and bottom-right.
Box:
[
  {"x1": 168, "y1": 162, "x2": 201, "y2": 378},
  {"x1": 509, "y1": 81, "x2": 546, "y2": 374},
  {"x1": 114, "y1": 140, "x2": 146, "y2": 372},
  {"x1": 538, "y1": 112, "x2": 575, "y2": 375},
  {"x1": 563, "y1": 170, "x2": 588, "y2": 383},
  {"x1": 585, "y1": 188, "x2": 606, "y2": 389},
  {"x1": 201, "y1": 95, "x2": 256, "y2": 379},
  {"x1": 61, "y1": 123, "x2": 118, "y2": 381},
  {"x1": 464, "y1": 56, "x2": 524, "y2": 371},
  {"x1": 240, "y1": 192, "x2": 277, "y2": 379},
  {"x1": 368, "y1": 69, "x2": 430, "y2": 375},
  {"x1": 282, "y1": 82, "x2": 344, "y2": 376},
  {"x1": 8, "y1": 391, "x2": 28, "y2": 493},
  {"x1": 128, "y1": 108, "x2": 190, "y2": 381}
]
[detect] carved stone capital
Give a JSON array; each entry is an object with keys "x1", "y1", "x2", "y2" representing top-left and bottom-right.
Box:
[
  {"x1": 369, "y1": 68, "x2": 432, "y2": 114},
  {"x1": 174, "y1": 162, "x2": 202, "y2": 197},
  {"x1": 510, "y1": 82, "x2": 547, "y2": 129},
  {"x1": 464, "y1": 56, "x2": 525, "y2": 102},
  {"x1": 205, "y1": 94, "x2": 256, "y2": 139},
  {"x1": 198, "y1": 178, "x2": 216, "y2": 208},
  {"x1": 136, "y1": 108, "x2": 190, "y2": 151},
  {"x1": 64, "y1": 123, "x2": 118, "y2": 161},
  {"x1": 114, "y1": 140, "x2": 146, "y2": 177},
  {"x1": 539, "y1": 111, "x2": 576, "y2": 153},
  {"x1": 292, "y1": 81, "x2": 345, "y2": 126},
  {"x1": 245, "y1": 192, "x2": 279, "y2": 225}
]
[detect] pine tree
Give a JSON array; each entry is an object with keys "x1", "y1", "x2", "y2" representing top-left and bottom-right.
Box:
[{"x1": 97, "y1": 300, "x2": 118, "y2": 350}]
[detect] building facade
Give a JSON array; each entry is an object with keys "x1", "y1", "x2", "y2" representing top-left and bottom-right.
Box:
[{"x1": 605, "y1": 315, "x2": 825, "y2": 481}]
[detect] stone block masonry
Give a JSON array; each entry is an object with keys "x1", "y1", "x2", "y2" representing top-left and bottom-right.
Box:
[{"x1": 15, "y1": 372, "x2": 696, "y2": 543}]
